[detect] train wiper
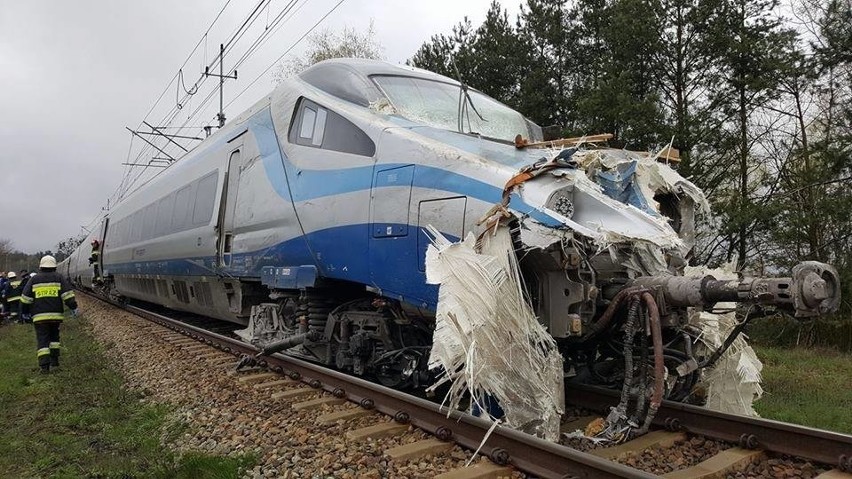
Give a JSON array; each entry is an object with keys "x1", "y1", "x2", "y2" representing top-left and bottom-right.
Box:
[{"x1": 451, "y1": 59, "x2": 487, "y2": 135}]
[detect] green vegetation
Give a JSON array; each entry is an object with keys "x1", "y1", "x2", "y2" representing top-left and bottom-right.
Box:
[
  {"x1": 749, "y1": 316, "x2": 852, "y2": 353},
  {"x1": 754, "y1": 345, "x2": 852, "y2": 434},
  {"x1": 410, "y1": 0, "x2": 852, "y2": 318},
  {"x1": 0, "y1": 317, "x2": 254, "y2": 479}
]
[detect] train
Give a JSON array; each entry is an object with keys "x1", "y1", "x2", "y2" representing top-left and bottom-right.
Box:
[{"x1": 62, "y1": 58, "x2": 840, "y2": 404}]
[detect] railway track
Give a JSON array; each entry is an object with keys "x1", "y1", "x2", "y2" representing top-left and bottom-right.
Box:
[{"x1": 81, "y1": 292, "x2": 852, "y2": 479}]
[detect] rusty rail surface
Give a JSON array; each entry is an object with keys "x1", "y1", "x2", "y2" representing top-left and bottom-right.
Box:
[
  {"x1": 105, "y1": 300, "x2": 655, "y2": 479},
  {"x1": 565, "y1": 385, "x2": 852, "y2": 471}
]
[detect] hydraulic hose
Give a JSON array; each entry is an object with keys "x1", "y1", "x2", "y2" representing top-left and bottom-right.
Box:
[{"x1": 637, "y1": 292, "x2": 664, "y2": 435}]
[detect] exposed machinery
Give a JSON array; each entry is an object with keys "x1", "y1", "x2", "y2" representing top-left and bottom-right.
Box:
[{"x1": 61, "y1": 59, "x2": 840, "y2": 413}]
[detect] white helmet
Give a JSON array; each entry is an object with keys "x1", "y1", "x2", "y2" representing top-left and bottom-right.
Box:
[
  {"x1": 7, "y1": 271, "x2": 16, "y2": 279},
  {"x1": 39, "y1": 255, "x2": 57, "y2": 268}
]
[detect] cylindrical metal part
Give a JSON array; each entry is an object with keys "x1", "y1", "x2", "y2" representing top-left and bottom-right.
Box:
[
  {"x1": 260, "y1": 330, "x2": 320, "y2": 356},
  {"x1": 630, "y1": 261, "x2": 840, "y2": 318},
  {"x1": 631, "y1": 275, "x2": 710, "y2": 307}
]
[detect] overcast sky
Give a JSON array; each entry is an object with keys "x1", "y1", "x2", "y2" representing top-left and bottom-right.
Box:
[{"x1": 0, "y1": 0, "x2": 521, "y2": 253}]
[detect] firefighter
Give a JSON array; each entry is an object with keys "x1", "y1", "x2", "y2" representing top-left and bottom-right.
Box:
[
  {"x1": 0, "y1": 272, "x2": 7, "y2": 318},
  {"x1": 2, "y1": 271, "x2": 25, "y2": 323},
  {"x1": 89, "y1": 239, "x2": 101, "y2": 283},
  {"x1": 19, "y1": 255, "x2": 78, "y2": 373}
]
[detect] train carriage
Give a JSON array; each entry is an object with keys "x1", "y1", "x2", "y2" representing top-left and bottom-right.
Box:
[{"x1": 62, "y1": 58, "x2": 840, "y2": 396}]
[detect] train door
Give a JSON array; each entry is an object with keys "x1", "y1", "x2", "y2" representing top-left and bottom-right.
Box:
[
  {"x1": 97, "y1": 217, "x2": 109, "y2": 281},
  {"x1": 368, "y1": 162, "x2": 416, "y2": 295},
  {"x1": 218, "y1": 141, "x2": 244, "y2": 268}
]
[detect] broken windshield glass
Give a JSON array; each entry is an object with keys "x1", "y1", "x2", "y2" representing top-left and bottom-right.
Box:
[{"x1": 372, "y1": 75, "x2": 536, "y2": 143}]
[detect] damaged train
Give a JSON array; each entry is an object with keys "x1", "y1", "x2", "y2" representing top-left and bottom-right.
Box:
[{"x1": 62, "y1": 58, "x2": 841, "y2": 419}]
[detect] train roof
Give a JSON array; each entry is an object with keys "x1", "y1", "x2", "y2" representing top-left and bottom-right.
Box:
[{"x1": 298, "y1": 58, "x2": 461, "y2": 107}]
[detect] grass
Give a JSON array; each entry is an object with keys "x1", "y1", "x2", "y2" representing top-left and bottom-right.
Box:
[
  {"x1": 0, "y1": 315, "x2": 254, "y2": 479},
  {"x1": 753, "y1": 345, "x2": 852, "y2": 434}
]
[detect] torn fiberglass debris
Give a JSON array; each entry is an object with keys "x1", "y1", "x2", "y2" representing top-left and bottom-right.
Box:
[
  {"x1": 509, "y1": 146, "x2": 709, "y2": 257},
  {"x1": 424, "y1": 225, "x2": 565, "y2": 442},
  {"x1": 423, "y1": 139, "x2": 836, "y2": 444}
]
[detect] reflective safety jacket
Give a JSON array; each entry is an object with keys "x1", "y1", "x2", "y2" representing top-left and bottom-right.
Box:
[
  {"x1": 2, "y1": 279, "x2": 25, "y2": 305},
  {"x1": 20, "y1": 271, "x2": 77, "y2": 322}
]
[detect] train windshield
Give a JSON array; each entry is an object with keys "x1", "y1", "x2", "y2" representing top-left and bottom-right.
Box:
[{"x1": 372, "y1": 75, "x2": 538, "y2": 143}]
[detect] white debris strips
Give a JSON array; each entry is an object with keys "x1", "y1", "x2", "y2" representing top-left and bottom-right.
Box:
[
  {"x1": 572, "y1": 148, "x2": 710, "y2": 216},
  {"x1": 515, "y1": 147, "x2": 710, "y2": 257},
  {"x1": 424, "y1": 225, "x2": 565, "y2": 441},
  {"x1": 686, "y1": 264, "x2": 764, "y2": 417}
]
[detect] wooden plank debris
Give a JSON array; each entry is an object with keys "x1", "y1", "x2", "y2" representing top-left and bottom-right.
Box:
[{"x1": 514, "y1": 133, "x2": 613, "y2": 149}]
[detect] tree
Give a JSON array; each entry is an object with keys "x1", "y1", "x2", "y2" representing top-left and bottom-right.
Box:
[
  {"x1": 0, "y1": 238, "x2": 13, "y2": 272},
  {"x1": 514, "y1": 0, "x2": 576, "y2": 128},
  {"x1": 700, "y1": 0, "x2": 795, "y2": 268},
  {"x1": 55, "y1": 235, "x2": 85, "y2": 262},
  {"x1": 761, "y1": 0, "x2": 852, "y2": 314},
  {"x1": 651, "y1": 0, "x2": 728, "y2": 174},
  {"x1": 410, "y1": 2, "x2": 524, "y2": 112},
  {"x1": 569, "y1": 0, "x2": 667, "y2": 147},
  {"x1": 0, "y1": 238, "x2": 12, "y2": 257},
  {"x1": 408, "y1": 17, "x2": 475, "y2": 79},
  {"x1": 273, "y1": 22, "x2": 384, "y2": 82}
]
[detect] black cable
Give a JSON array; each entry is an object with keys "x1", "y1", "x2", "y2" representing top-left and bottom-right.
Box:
[
  {"x1": 225, "y1": 0, "x2": 348, "y2": 109},
  {"x1": 124, "y1": 0, "x2": 344, "y2": 196}
]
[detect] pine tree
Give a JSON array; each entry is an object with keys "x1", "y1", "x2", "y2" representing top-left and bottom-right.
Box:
[
  {"x1": 707, "y1": 0, "x2": 795, "y2": 267},
  {"x1": 515, "y1": 0, "x2": 574, "y2": 127},
  {"x1": 570, "y1": 0, "x2": 666, "y2": 147},
  {"x1": 652, "y1": 0, "x2": 728, "y2": 175}
]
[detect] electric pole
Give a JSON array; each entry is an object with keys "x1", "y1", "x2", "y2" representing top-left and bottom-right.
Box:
[{"x1": 205, "y1": 44, "x2": 237, "y2": 128}]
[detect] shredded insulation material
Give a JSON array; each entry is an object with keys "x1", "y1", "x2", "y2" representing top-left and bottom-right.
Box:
[
  {"x1": 686, "y1": 264, "x2": 764, "y2": 416},
  {"x1": 522, "y1": 148, "x2": 709, "y2": 254},
  {"x1": 573, "y1": 149, "x2": 710, "y2": 216},
  {"x1": 424, "y1": 225, "x2": 565, "y2": 441}
]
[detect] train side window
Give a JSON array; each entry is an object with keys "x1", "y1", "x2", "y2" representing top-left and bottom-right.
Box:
[
  {"x1": 192, "y1": 171, "x2": 218, "y2": 226},
  {"x1": 130, "y1": 211, "x2": 143, "y2": 243},
  {"x1": 142, "y1": 204, "x2": 157, "y2": 240},
  {"x1": 118, "y1": 219, "x2": 127, "y2": 246},
  {"x1": 172, "y1": 184, "x2": 193, "y2": 232},
  {"x1": 288, "y1": 98, "x2": 375, "y2": 156},
  {"x1": 156, "y1": 194, "x2": 175, "y2": 235}
]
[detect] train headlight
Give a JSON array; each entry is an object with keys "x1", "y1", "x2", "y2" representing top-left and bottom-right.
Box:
[{"x1": 547, "y1": 188, "x2": 575, "y2": 219}]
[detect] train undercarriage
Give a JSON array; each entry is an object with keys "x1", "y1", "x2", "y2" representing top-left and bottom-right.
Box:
[
  {"x1": 234, "y1": 285, "x2": 435, "y2": 390},
  {"x1": 231, "y1": 239, "x2": 840, "y2": 409}
]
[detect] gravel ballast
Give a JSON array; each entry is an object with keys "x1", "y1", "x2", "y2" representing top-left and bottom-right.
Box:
[{"x1": 80, "y1": 296, "x2": 515, "y2": 478}]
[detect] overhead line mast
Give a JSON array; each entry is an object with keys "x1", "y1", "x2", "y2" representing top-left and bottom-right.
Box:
[{"x1": 205, "y1": 43, "x2": 238, "y2": 128}]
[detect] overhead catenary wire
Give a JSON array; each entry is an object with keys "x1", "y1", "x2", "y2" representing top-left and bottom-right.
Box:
[
  {"x1": 135, "y1": 0, "x2": 316, "y2": 161},
  {"x1": 112, "y1": 0, "x2": 234, "y2": 205},
  {"x1": 120, "y1": 0, "x2": 348, "y2": 200},
  {"x1": 126, "y1": 0, "x2": 280, "y2": 164},
  {"x1": 225, "y1": 0, "x2": 347, "y2": 110},
  {"x1": 136, "y1": 0, "x2": 234, "y2": 130}
]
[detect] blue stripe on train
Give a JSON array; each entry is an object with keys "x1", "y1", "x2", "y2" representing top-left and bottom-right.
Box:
[
  {"x1": 105, "y1": 223, "x2": 457, "y2": 310},
  {"x1": 250, "y1": 108, "x2": 562, "y2": 227}
]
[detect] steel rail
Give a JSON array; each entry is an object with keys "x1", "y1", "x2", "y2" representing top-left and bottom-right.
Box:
[
  {"x1": 119, "y1": 303, "x2": 655, "y2": 479},
  {"x1": 565, "y1": 385, "x2": 852, "y2": 471}
]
